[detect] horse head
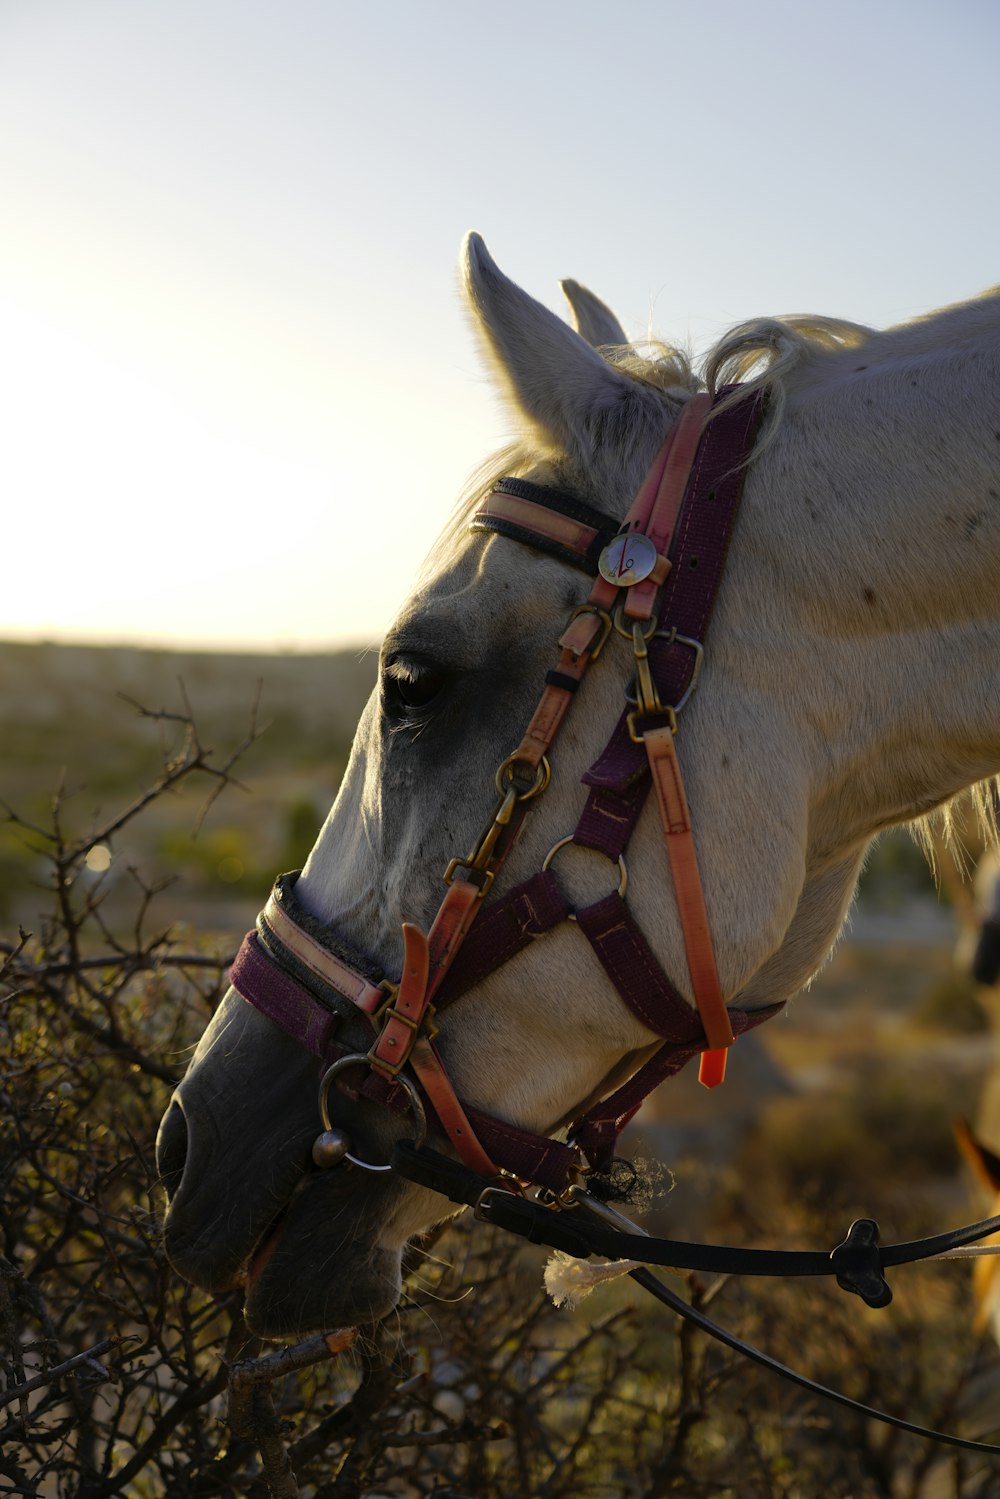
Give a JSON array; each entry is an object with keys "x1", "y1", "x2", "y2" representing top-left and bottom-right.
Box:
[{"x1": 157, "y1": 237, "x2": 1000, "y2": 1337}]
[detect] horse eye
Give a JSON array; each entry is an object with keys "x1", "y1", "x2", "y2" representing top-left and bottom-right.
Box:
[{"x1": 383, "y1": 661, "x2": 450, "y2": 718}]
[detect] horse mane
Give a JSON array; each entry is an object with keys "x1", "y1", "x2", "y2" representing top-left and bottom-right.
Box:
[
  {"x1": 703, "y1": 315, "x2": 872, "y2": 439},
  {"x1": 611, "y1": 313, "x2": 872, "y2": 408}
]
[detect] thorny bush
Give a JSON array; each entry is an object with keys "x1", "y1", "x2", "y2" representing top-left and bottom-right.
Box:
[{"x1": 2, "y1": 697, "x2": 1000, "y2": 1498}]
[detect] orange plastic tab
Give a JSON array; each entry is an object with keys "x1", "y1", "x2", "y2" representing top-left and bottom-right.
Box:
[{"x1": 698, "y1": 1048, "x2": 729, "y2": 1089}]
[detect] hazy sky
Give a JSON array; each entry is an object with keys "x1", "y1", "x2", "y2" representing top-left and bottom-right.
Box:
[{"x1": 2, "y1": 0, "x2": 997, "y2": 650}]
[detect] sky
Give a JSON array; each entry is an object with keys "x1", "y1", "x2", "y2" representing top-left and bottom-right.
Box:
[{"x1": 1, "y1": 0, "x2": 997, "y2": 652}]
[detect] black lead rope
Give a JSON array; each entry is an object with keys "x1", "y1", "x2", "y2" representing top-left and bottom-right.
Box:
[
  {"x1": 392, "y1": 1142, "x2": 1000, "y2": 1306},
  {"x1": 392, "y1": 1142, "x2": 1000, "y2": 1455},
  {"x1": 629, "y1": 1265, "x2": 1000, "y2": 1456}
]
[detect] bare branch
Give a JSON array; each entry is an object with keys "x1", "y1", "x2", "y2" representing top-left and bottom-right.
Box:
[{"x1": 0, "y1": 1335, "x2": 137, "y2": 1409}]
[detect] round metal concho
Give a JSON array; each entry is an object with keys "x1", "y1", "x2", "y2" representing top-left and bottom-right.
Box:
[
  {"x1": 541, "y1": 836, "x2": 628, "y2": 921},
  {"x1": 314, "y1": 1053, "x2": 428, "y2": 1172},
  {"x1": 597, "y1": 532, "x2": 658, "y2": 588}
]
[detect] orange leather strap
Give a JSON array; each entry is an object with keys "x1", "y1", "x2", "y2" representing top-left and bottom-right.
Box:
[
  {"x1": 409, "y1": 1037, "x2": 499, "y2": 1175},
  {"x1": 365, "y1": 919, "x2": 501, "y2": 1174},
  {"x1": 426, "y1": 878, "x2": 484, "y2": 998},
  {"x1": 625, "y1": 393, "x2": 712, "y2": 621},
  {"x1": 367, "y1": 880, "x2": 507, "y2": 1171},
  {"x1": 643, "y1": 724, "x2": 735, "y2": 1087},
  {"x1": 368, "y1": 922, "x2": 431, "y2": 1077}
]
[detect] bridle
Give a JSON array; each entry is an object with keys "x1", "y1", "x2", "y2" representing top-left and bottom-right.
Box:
[
  {"x1": 229, "y1": 386, "x2": 1000, "y2": 1454},
  {"x1": 234, "y1": 389, "x2": 768, "y2": 1186}
]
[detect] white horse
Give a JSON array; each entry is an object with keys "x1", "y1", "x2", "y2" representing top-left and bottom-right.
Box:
[{"x1": 157, "y1": 235, "x2": 1000, "y2": 1337}]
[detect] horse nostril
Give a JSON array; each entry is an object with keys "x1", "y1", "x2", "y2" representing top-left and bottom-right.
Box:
[{"x1": 156, "y1": 1101, "x2": 189, "y2": 1201}]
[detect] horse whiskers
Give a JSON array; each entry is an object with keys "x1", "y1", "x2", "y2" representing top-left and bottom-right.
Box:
[
  {"x1": 395, "y1": 1293, "x2": 449, "y2": 1344},
  {"x1": 402, "y1": 1242, "x2": 455, "y2": 1271},
  {"x1": 402, "y1": 1270, "x2": 475, "y2": 1305}
]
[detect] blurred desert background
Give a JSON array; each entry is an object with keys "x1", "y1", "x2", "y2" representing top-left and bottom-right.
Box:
[{"x1": 0, "y1": 639, "x2": 375, "y2": 934}]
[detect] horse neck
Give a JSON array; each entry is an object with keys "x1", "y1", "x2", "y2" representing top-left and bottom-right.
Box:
[{"x1": 736, "y1": 327, "x2": 1000, "y2": 853}]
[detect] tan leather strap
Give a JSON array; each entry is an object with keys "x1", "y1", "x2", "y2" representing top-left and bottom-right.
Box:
[
  {"x1": 263, "y1": 891, "x2": 386, "y2": 1016},
  {"x1": 513, "y1": 646, "x2": 590, "y2": 768},
  {"x1": 558, "y1": 609, "x2": 607, "y2": 658},
  {"x1": 476, "y1": 491, "x2": 606, "y2": 558}
]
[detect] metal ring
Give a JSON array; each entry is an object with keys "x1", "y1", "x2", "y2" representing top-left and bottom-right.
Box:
[
  {"x1": 612, "y1": 603, "x2": 658, "y2": 641},
  {"x1": 495, "y1": 753, "x2": 551, "y2": 801},
  {"x1": 623, "y1": 630, "x2": 705, "y2": 715},
  {"x1": 317, "y1": 1054, "x2": 427, "y2": 1172},
  {"x1": 541, "y1": 836, "x2": 628, "y2": 921}
]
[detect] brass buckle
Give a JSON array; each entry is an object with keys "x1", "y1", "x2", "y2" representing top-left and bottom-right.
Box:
[
  {"x1": 443, "y1": 857, "x2": 494, "y2": 887},
  {"x1": 422, "y1": 1006, "x2": 439, "y2": 1046},
  {"x1": 612, "y1": 604, "x2": 657, "y2": 643},
  {"x1": 622, "y1": 627, "x2": 705, "y2": 727},
  {"x1": 627, "y1": 704, "x2": 678, "y2": 744},
  {"x1": 371, "y1": 979, "x2": 399, "y2": 1026},
  {"x1": 367, "y1": 1050, "x2": 406, "y2": 1082},
  {"x1": 615, "y1": 606, "x2": 682, "y2": 742},
  {"x1": 565, "y1": 603, "x2": 613, "y2": 661},
  {"x1": 443, "y1": 858, "x2": 496, "y2": 897},
  {"x1": 444, "y1": 785, "x2": 519, "y2": 896},
  {"x1": 443, "y1": 757, "x2": 550, "y2": 897},
  {"x1": 366, "y1": 999, "x2": 438, "y2": 1079},
  {"x1": 528, "y1": 1159, "x2": 591, "y2": 1211}
]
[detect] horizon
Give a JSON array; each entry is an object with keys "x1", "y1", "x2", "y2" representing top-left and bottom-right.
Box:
[{"x1": 0, "y1": 629, "x2": 379, "y2": 657}]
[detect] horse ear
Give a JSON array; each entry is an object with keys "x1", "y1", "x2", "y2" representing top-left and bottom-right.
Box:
[
  {"x1": 462, "y1": 233, "x2": 655, "y2": 465},
  {"x1": 560, "y1": 278, "x2": 628, "y2": 349}
]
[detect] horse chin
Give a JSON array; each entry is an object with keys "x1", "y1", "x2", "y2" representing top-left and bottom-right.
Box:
[{"x1": 240, "y1": 1175, "x2": 405, "y2": 1338}]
